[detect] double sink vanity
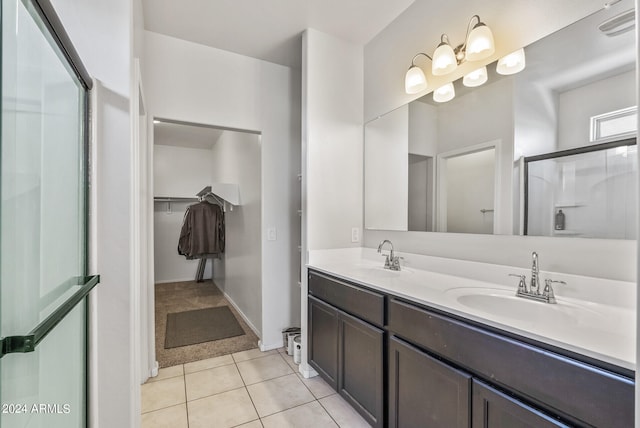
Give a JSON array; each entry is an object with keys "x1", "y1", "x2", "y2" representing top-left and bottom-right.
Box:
[{"x1": 306, "y1": 246, "x2": 635, "y2": 428}]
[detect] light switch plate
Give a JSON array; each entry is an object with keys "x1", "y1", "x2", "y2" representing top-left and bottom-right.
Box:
[
  {"x1": 267, "y1": 227, "x2": 277, "y2": 241},
  {"x1": 351, "y1": 227, "x2": 360, "y2": 243}
]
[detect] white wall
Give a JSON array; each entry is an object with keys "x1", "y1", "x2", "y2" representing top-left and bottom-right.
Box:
[
  {"x1": 154, "y1": 144, "x2": 213, "y2": 197},
  {"x1": 301, "y1": 28, "x2": 364, "y2": 377},
  {"x1": 211, "y1": 131, "x2": 262, "y2": 334},
  {"x1": 304, "y1": 29, "x2": 364, "y2": 251},
  {"x1": 408, "y1": 101, "x2": 437, "y2": 156},
  {"x1": 49, "y1": 0, "x2": 135, "y2": 426},
  {"x1": 153, "y1": 145, "x2": 214, "y2": 283},
  {"x1": 364, "y1": 104, "x2": 408, "y2": 230},
  {"x1": 142, "y1": 31, "x2": 301, "y2": 350},
  {"x1": 558, "y1": 70, "x2": 636, "y2": 150}
]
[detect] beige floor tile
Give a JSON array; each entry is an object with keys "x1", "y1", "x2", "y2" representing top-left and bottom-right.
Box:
[
  {"x1": 279, "y1": 351, "x2": 300, "y2": 372},
  {"x1": 236, "y1": 354, "x2": 293, "y2": 385},
  {"x1": 261, "y1": 401, "x2": 338, "y2": 428},
  {"x1": 141, "y1": 376, "x2": 186, "y2": 413},
  {"x1": 146, "y1": 364, "x2": 184, "y2": 383},
  {"x1": 184, "y1": 354, "x2": 234, "y2": 374},
  {"x1": 232, "y1": 347, "x2": 278, "y2": 362},
  {"x1": 235, "y1": 420, "x2": 264, "y2": 428},
  {"x1": 247, "y1": 374, "x2": 315, "y2": 417},
  {"x1": 141, "y1": 404, "x2": 188, "y2": 428},
  {"x1": 187, "y1": 387, "x2": 259, "y2": 428},
  {"x1": 297, "y1": 373, "x2": 336, "y2": 399},
  {"x1": 185, "y1": 363, "x2": 244, "y2": 401},
  {"x1": 320, "y1": 394, "x2": 371, "y2": 428}
]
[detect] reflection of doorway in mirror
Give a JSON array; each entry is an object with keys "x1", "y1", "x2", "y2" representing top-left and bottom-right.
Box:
[
  {"x1": 437, "y1": 142, "x2": 500, "y2": 234},
  {"x1": 408, "y1": 154, "x2": 434, "y2": 232}
]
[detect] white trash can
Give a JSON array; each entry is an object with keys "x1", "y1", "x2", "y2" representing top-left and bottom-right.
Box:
[{"x1": 293, "y1": 335, "x2": 302, "y2": 364}]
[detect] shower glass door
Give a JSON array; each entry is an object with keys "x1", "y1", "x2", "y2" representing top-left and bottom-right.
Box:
[{"x1": 0, "y1": 0, "x2": 96, "y2": 427}]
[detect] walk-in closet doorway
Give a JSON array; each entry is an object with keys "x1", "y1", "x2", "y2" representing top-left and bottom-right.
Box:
[{"x1": 150, "y1": 119, "x2": 263, "y2": 369}]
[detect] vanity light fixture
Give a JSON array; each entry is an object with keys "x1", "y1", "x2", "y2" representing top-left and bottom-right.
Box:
[
  {"x1": 404, "y1": 14, "x2": 526, "y2": 99},
  {"x1": 433, "y1": 82, "x2": 455, "y2": 103},
  {"x1": 405, "y1": 53, "x2": 431, "y2": 94},
  {"x1": 462, "y1": 66, "x2": 488, "y2": 87},
  {"x1": 496, "y1": 48, "x2": 526, "y2": 75},
  {"x1": 431, "y1": 15, "x2": 495, "y2": 76}
]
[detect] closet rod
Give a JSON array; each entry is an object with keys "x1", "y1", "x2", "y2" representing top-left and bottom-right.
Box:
[{"x1": 153, "y1": 197, "x2": 199, "y2": 203}]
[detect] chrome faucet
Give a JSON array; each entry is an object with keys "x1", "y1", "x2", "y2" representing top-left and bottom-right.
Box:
[
  {"x1": 530, "y1": 252, "x2": 540, "y2": 294},
  {"x1": 377, "y1": 240, "x2": 401, "y2": 271},
  {"x1": 508, "y1": 252, "x2": 566, "y2": 304}
]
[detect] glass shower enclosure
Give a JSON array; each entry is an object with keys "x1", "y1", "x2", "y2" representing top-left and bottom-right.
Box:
[
  {"x1": 0, "y1": 0, "x2": 97, "y2": 427},
  {"x1": 525, "y1": 138, "x2": 637, "y2": 239}
]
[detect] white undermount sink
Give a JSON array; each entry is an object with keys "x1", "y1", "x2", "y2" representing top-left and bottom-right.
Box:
[
  {"x1": 349, "y1": 264, "x2": 413, "y2": 279},
  {"x1": 446, "y1": 287, "x2": 603, "y2": 327}
]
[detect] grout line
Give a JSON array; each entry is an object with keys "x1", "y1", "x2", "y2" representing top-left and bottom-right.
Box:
[
  {"x1": 183, "y1": 360, "x2": 236, "y2": 376},
  {"x1": 237, "y1": 360, "x2": 265, "y2": 426},
  {"x1": 316, "y1": 397, "x2": 342, "y2": 428},
  {"x1": 182, "y1": 366, "x2": 190, "y2": 428},
  {"x1": 185, "y1": 385, "x2": 248, "y2": 405},
  {"x1": 256, "y1": 396, "x2": 317, "y2": 419}
]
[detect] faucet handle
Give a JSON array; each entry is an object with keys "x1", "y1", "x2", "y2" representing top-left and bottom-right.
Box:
[
  {"x1": 543, "y1": 279, "x2": 566, "y2": 303},
  {"x1": 390, "y1": 256, "x2": 404, "y2": 271},
  {"x1": 508, "y1": 274, "x2": 527, "y2": 293},
  {"x1": 381, "y1": 253, "x2": 391, "y2": 268}
]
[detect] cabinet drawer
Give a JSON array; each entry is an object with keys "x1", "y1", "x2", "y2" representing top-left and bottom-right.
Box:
[
  {"x1": 308, "y1": 270, "x2": 384, "y2": 327},
  {"x1": 388, "y1": 298, "x2": 633, "y2": 428},
  {"x1": 472, "y1": 379, "x2": 569, "y2": 428}
]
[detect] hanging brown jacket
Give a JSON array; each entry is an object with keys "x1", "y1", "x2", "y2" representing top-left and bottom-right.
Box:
[{"x1": 177, "y1": 201, "x2": 225, "y2": 259}]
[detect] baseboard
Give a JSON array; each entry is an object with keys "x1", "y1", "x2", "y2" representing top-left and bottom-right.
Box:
[
  {"x1": 258, "y1": 340, "x2": 283, "y2": 352},
  {"x1": 222, "y1": 291, "x2": 261, "y2": 339},
  {"x1": 150, "y1": 361, "x2": 159, "y2": 378},
  {"x1": 299, "y1": 364, "x2": 318, "y2": 379},
  {"x1": 154, "y1": 277, "x2": 208, "y2": 284}
]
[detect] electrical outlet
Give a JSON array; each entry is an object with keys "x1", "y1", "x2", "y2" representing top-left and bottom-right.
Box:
[
  {"x1": 267, "y1": 227, "x2": 277, "y2": 241},
  {"x1": 351, "y1": 227, "x2": 360, "y2": 243}
]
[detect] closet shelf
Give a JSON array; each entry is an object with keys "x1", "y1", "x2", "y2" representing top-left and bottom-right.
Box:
[{"x1": 198, "y1": 184, "x2": 240, "y2": 206}]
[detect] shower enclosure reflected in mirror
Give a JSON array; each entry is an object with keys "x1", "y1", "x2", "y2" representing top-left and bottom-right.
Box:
[{"x1": 364, "y1": 0, "x2": 637, "y2": 238}]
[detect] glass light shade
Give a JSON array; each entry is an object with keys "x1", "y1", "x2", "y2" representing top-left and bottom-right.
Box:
[
  {"x1": 496, "y1": 48, "x2": 526, "y2": 75},
  {"x1": 405, "y1": 65, "x2": 428, "y2": 94},
  {"x1": 465, "y1": 23, "x2": 495, "y2": 61},
  {"x1": 462, "y1": 66, "x2": 488, "y2": 87},
  {"x1": 432, "y1": 42, "x2": 457, "y2": 75},
  {"x1": 433, "y1": 82, "x2": 455, "y2": 103}
]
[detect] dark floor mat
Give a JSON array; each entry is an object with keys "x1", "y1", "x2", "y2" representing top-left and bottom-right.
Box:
[{"x1": 165, "y1": 305, "x2": 245, "y2": 349}]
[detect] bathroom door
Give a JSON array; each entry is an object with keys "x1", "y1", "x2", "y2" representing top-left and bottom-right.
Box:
[
  {"x1": 0, "y1": 0, "x2": 97, "y2": 427},
  {"x1": 437, "y1": 146, "x2": 497, "y2": 234}
]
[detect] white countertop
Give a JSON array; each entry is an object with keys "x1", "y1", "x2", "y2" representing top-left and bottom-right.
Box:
[{"x1": 308, "y1": 248, "x2": 636, "y2": 372}]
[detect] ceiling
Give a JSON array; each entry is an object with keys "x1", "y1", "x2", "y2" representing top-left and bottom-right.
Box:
[
  {"x1": 154, "y1": 120, "x2": 225, "y2": 150},
  {"x1": 141, "y1": 0, "x2": 415, "y2": 68}
]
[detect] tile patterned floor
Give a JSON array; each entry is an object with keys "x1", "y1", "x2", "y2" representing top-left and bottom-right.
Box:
[{"x1": 141, "y1": 347, "x2": 372, "y2": 428}]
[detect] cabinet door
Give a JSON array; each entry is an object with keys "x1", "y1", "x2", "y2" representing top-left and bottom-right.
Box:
[
  {"x1": 389, "y1": 336, "x2": 471, "y2": 428},
  {"x1": 339, "y1": 311, "x2": 384, "y2": 428},
  {"x1": 308, "y1": 296, "x2": 339, "y2": 390},
  {"x1": 472, "y1": 380, "x2": 570, "y2": 428}
]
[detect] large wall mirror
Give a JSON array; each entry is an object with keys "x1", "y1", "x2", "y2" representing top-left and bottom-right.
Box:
[{"x1": 364, "y1": 0, "x2": 637, "y2": 239}]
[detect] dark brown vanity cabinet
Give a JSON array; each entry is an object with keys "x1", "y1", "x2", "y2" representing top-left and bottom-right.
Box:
[
  {"x1": 308, "y1": 269, "x2": 634, "y2": 428},
  {"x1": 389, "y1": 336, "x2": 471, "y2": 428},
  {"x1": 308, "y1": 272, "x2": 384, "y2": 428},
  {"x1": 308, "y1": 296, "x2": 339, "y2": 389},
  {"x1": 388, "y1": 298, "x2": 633, "y2": 428},
  {"x1": 472, "y1": 380, "x2": 569, "y2": 428}
]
